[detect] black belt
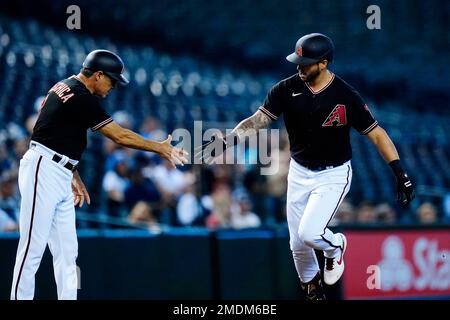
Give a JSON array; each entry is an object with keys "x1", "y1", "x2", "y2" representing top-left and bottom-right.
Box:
[
  {"x1": 52, "y1": 154, "x2": 78, "y2": 172},
  {"x1": 301, "y1": 161, "x2": 346, "y2": 172}
]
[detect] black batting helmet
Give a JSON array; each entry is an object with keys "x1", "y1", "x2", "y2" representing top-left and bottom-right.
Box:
[
  {"x1": 286, "y1": 33, "x2": 334, "y2": 66},
  {"x1": 82, "y1": 49, "x2": 129, "y2": 85}
]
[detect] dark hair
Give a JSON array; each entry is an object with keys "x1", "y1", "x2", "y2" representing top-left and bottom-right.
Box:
[{"x1": 80, "y1": 67, "x2": 95, "y2": 77}]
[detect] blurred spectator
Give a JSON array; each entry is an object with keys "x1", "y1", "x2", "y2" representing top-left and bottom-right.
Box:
[
  {"x1": 0, "y1": 171, "x2": 20, "y2": 220},
  {"x1": 243, "y1": 165, "x2": 267, "y2": 223},
  {"x1": 0, "y1": 208, "x2": 18, "y2": 232},
  {"x1": 102, "y1": 156, "x2": 130, "y2": 217},
  {"x1": 416, "y1": 202, "x2": 438, "y2": 224},
  {"x1": 24, "y1": 95, "x2": 45, "y2": 135},
  {"x1": 127, "y1": 201, "x2": 160, "y2": 232},
  {"x1": 211, "y1": 164, "x2": 234, "y2": 188},
  {"x1": 5, "y1": 123, "x2": 27, "y2": 142},
  {"x1": 0, "y1": 144, "x2": 12, "y2": 175},
  {"x1": 103, "y1": 142, "x2": 135, "y2": 173},
  {"x1": 124, "y1": 168, "x2": 160, "y2": 210},
  {"x1": 144, "y1": 160, "x2": 189, "y2": 224},
  {"x1": 176, "y1": 173, "x2": 203, "y2": 226},
  {"x1": 13, "y1": 138, "x2": 29, "y2": 165},
  {"x1": 112, "y1": 110, "x2": 134, "y2": 130},
  {"x1": 355, "y1": 201, "x2": 377, "y2": 224},
  {"x1": 25, "y1": 114, "x2": 39, "y2": 136},
  {"x1": 230, "y1": 188, "x2": 261, "y2": 229},
  {"x1": 138, "y1": 116, "x2": 168, "y2": 162},
  {"x1": 140, "y1": 116, "x2": 167, "y2": 141},
  {"x1": 146, "y1": 160, "x2": 187, "y2": 196},
  {"x1": 332, "y1": 200, "x2": 356, "y2": 225},
  {"x1": 124, "y1": 168, "x2": 161, "y2": 229},
  {"x1": 102, "y1": 111, "x2": 136, "y2": 172},
  {"x1": 206, "y1": 183, "x2": 232, "y2": 230},
  {"x1": 265, "y1": 135, "x2": 289, "y2": 224},
  {"x1": 374, "y1": 203, "x2": 397, "y2": 224}
]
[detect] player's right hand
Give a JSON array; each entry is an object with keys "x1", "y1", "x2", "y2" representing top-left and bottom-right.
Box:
[
  {"x1": 194, "y1": 133, "x2": 228, "y2": 164},
  {"x1": 158, "y1": 135, "x2": 189, "y2": 168},
  {"x1": 395, "y1": 172, "x2": 415, "y2": 205}
]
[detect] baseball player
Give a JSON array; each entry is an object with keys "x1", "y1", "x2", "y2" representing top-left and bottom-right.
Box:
[
  {"x1": 10, "y1": 49, "x2": 188, "y2": 300},
  {"x1": 197, "y1": 33, "x2": 415, "y2": 300}
]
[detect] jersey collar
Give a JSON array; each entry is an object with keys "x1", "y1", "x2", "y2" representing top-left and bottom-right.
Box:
[
  {"x1": 71, "y1": 75, "x2": 91, "y2": 93},
  {"x1": 305, "y1": 72, "x2": 335, "y2": 95}
]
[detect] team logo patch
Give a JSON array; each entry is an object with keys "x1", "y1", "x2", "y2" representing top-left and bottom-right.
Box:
[
  {"x1": 296, "y1": 46, "x2": 303, "y2": 56},
  {"x1": 322, "y1": 104, "x2": 347, "y2": 127}
]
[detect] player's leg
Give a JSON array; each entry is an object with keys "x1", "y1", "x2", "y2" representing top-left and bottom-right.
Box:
[
  {"x1": 48, "y1": 180, "x2": 78, "y2": 300},
  {"x1": 286, "y1": 160, "x2": 324, "y2": 299},
  {"x1": 297, "y1": 163, "x2": 352, "y2": 285},
  {"x1": 11, "y1": 153, "x2": 57, "y2": 300},
  {"x1": 287, "y1": 197, "x2": 319, "y2": 283}
]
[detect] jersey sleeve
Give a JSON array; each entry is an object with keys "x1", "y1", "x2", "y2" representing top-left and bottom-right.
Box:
[
  {"x1": 80, "y1": 95, "x2": 113, "y2": 131},
  {"x1": 349, "y1": 90, "x2": 378, "y2": 135},
  {"x1": 258, "y1": 81, "x2": 284, "y2": 121}
]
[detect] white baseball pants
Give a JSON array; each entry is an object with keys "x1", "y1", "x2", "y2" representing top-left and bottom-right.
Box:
[
  {"x1": 286, "y1": 159, "x2": 352, "y2": 283},
  {"x1": 11, "y1": 143, "x2": 78, "y2": 300}
]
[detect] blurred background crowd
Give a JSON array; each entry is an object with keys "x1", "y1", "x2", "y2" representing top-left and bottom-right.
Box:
[{"x1": 0, "y1": 0, "x2": 449, "y2": 233}]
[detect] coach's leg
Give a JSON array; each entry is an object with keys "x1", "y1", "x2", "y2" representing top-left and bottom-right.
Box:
[
  {"x1": 11, "y1": 154, "x2": 57, "y2": 300},
  {"x1": 48, "y1": 191, "x2": 78, "y2": 300},
  {"x1": 298, "y1": 164, "x2": 352, "y2": 256}
]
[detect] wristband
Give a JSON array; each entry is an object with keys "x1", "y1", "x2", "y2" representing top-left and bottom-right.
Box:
[{"x1": 389, "y1": 159, "x2": 404, "y2": 177}]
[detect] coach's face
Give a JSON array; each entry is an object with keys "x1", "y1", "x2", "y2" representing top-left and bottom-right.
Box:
[{"x1": 94, "y1": 71, "x2": 117, "y2": 98}]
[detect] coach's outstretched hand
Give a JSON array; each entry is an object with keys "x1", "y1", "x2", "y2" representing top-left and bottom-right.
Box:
[{"x1": 158, "y1": 135, "x2": 189, "y2": 168}]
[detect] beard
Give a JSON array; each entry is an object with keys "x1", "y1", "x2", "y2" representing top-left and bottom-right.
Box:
[
  {"x1": 298, "y1": 63, "x2": 321, "y2": 82},
  {"x1": 304, "y1": 66, "x2": 321, "y2": 82}
]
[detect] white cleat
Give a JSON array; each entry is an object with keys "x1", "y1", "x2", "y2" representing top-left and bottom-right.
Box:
[{"x1": 324, "y1": 233, "x2": 347, "y2": 285}]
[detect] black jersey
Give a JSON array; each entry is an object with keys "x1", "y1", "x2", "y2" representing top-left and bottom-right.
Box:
[
  {"x1": 259, "y1": 73, "x2": 378, "y2": 167},
  {"x1": 31, "y1": 76, "x2": 113, "y2": 160}
]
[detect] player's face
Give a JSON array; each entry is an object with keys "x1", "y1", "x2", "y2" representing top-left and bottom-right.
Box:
[{"x1": 297, "y1": 63, "x2": 321, "y2": 82}]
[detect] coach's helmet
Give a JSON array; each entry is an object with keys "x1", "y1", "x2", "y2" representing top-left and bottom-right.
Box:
[
  {"x1": 286, "y1": 33, "x2": 334, "y2": 66},
  {"x1": 82, "y1": 49, "x2": 129, "y2": 85}
]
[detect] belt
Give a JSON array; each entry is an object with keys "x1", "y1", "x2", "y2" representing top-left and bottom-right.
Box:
[
  {"x1": 52, "y1": 154, "x2": 78, "y2": 172},
  {"x1": 306, "y1": 165, "x2": 336, "y2": 172},
  {"x1": 30, "y1": 142, "x2": 78, "y2": 172},
  {"x1": 302, "y1": 161, "x2": 345, "y2": 172}
]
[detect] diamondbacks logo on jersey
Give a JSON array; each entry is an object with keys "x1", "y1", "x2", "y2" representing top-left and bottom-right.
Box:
[{"x1": 322, "y1": 104, "x2": 347, "y2": 127}]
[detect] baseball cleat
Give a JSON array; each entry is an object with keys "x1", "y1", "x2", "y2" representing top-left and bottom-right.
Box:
[
  {"x1": 324, "y1": 233, "x2": 347, "y2": 285},
  {"x1": 301, "y1": 272, "x2": 326, "y2": 300}
]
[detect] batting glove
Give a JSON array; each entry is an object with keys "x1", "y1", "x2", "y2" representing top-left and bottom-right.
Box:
[{"x1": 389, "y1": 160, "x2": 415, "y2": 205}]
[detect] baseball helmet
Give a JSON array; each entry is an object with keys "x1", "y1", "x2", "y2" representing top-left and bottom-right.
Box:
[
  {"x1": 286, "y1": 33, "x2": 334, "y2": 66},
  {"x1": 82, "y1": 49, "x2": 129, "y2": 85}
]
